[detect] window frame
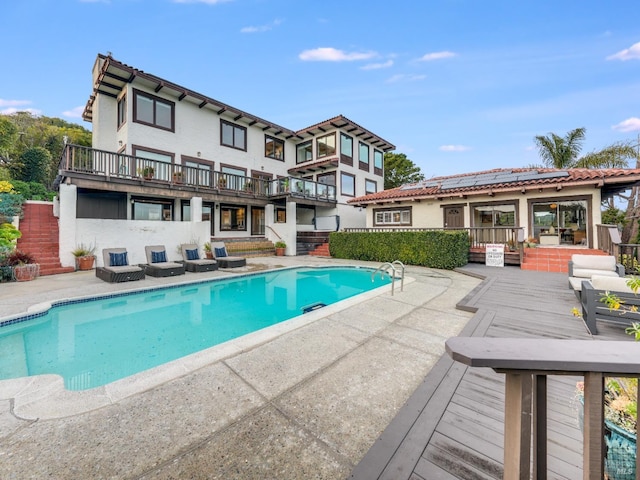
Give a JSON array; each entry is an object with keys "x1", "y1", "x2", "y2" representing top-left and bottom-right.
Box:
[
  {"x1": 117, "y1": 95, "x2": 126, "y2": 129},
  {"x1": 340, "y1": 172, "x2": 356, "y2": 197},
  {"x1": 265, "y1": 135, "x2": 285, "y2": 161},
  {"x1": 374, "y1": 149, "x2": 383, "y2": 176},
  {"x1": 219, "y1": 204, "x2": 247, "y2": 231},
  {"x1": 133, "y1": 89, "x2": 175, "y2": 132},
  {"x1": 316, "y1": 132, "x2": 336, "y2": 159},
  {"x1": 220, "y1": 119, "x2": 247, "y2": 151},
  {"x1": 365, "y1": 178, "x2": 377, "y2": 194},
  {"x1": 373, "y1": 207, "x2": 412, "y2": 227},
  {"x1": 359, "y1": 142, "x2": 370, "y2": 172},
  {"x1": 340, "y1": 133, "x2": 353, "y2": 166},
  {"x1": 296, "y1": 140, "x2": 313, "y2": 164}
]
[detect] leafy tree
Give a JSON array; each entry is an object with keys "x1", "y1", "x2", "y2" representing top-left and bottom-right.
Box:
[
  {"x1": 533, "y1": 127, "x2": 634, "y2": 169},
  {"x1": 16, "y1": 147, "x2": 51, "y2": 184},
  {"x1": 384, "y1": 152, "x2": 425, "y2": 189},
  {"x1": 601, "y1": 206, "x2": 626, "y2": 227},
  {"x1": 0, "y1": 117, "x2": 18, "y2": 165}
]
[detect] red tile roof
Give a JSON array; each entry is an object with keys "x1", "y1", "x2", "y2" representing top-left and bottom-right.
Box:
[{"x1": 349, "y1": 168, "x2": 640, "y2": 204}]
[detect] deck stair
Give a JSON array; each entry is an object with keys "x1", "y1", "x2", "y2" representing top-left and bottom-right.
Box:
[
  {"x1": 520, "y1": 247, "x2": 607, "y2": 273},
  {"x1": 214, "y1": 237, "x2": 276, "y2": 257},
  {"x1": 296, "y1": 231, "x2": 331, "y2": 256},
  {"x1": 16, "y1": 202, "x2": 75, "y2": 276}
]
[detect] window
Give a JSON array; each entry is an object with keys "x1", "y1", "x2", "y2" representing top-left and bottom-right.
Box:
[
  {"x1": 133, "y1": 147, "x2": 174, "y2": 181},
  {"x1": 265, "y1": 135, "x2": 284, "y2": 160},
  {"x1": 275, "y1": 207, "x2": 286, "y2": 223},
  {"x1": 220, "y1": 204, "x2": 246, "y2": 231},
  {"x1": 182, "y1": 158, "x2": 213, "y2": 186},
  {"x1": 221, "y1": 120, "x2": 247, "y2": 150},
  {"x1": 359, "y1": 142, "x2": 369, "y2": 171},
  {"x1": 340, "y1": 133, "x2": 353, "y2": 165},
  {"x1": 317, "y1": 133, "x2": 336, "y2": 158},
  {"x1": 133, "y1": 89, "x2": 174, "y2": 131},
  {"x1": 296, "y1": 141, "x2": 312, "y2": 164},
  {"x1": 365, "y1": 179, "x2": 377, "y2": 194},
  {"x1": 317, "y1": 172, "x2": 336, "y2": 186},
  {"x1": 374, "y1": 150, "x2": 383, "y2": 175},
  {"x1": 341, "y1": 172, "x2": 355, "y2": 197},
  {"x1": 117, "y1": 95, "x2": 126, "y2": 128},
  {"x1": 219, "y1": 165, "x2": 247, "y2": 190},
  {"x1": 131, "y1": 198, "x2": 173, "y2": 221},
  {"x1": 473, "y1": 204, "x2": 516, "y2": 227},
  {"x1": 374, "y1": 207, "x2": 412, "y2": 226}
]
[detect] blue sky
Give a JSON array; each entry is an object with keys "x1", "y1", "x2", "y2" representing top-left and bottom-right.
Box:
[{"x1": 2, "y1": 0, "x2": 640, "y2": 177}]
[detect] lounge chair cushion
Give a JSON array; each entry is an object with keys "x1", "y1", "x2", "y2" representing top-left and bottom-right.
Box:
[
  {"x1": 185, "y1": 248, "x2": 200, "y2": 260},
  {"x1": 214, "y1": 247, "x2": 227, "y2": 258},
  {"x1": 109, "y1": 251, "x2": 128, "y2": 267},
  {"x1": 151, "y1": 250, "x2": 167, "y2": 263},
  {"x1": 590, "y1": 275, "x2": 637, "y2": 294}
]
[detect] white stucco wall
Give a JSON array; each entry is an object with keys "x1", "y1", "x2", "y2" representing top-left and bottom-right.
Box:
[{"x1": 364, "y1": 186, "x2": 604, "y2": 246}]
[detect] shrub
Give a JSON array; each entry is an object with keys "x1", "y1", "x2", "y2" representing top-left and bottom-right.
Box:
[
  {"x1": 329, "y1": 230, "x2": 469, "y2": 269},
  {"x1": 0, "y1": 223, "x2": 21, "y2": 249},
  {"x1": 4, "y1": 250, "x2": 37, "y2": 266}
]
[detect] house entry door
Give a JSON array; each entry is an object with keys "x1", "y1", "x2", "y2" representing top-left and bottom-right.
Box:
[
  {"x1": 444, "y1": 207, "x2": 464, "y2": 228},
  {"x1": 251, "y1": 207, "x2": 265, "y2": 235}
]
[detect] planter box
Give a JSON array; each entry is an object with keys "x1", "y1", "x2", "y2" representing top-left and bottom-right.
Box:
[{"x1": 13, "y1": 264, "x2": 40, "y2": 282}]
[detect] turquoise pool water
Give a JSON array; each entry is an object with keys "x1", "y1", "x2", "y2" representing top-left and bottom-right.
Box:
[{"x1": 0, "y1": 266, "x2": 390, "y2": 390}]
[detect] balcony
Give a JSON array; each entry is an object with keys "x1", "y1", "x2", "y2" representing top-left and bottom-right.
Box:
[{"x1": 58, "y1": 144, "x2": 336, "y2": 203}]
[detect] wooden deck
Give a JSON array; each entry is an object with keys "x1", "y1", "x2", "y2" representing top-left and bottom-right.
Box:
[{"x1": 350, "y1": 263, "x2": 632, "y2": 480}]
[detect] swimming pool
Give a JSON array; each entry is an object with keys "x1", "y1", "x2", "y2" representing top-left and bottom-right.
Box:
[{"x1": 0, "y1": 266, "x2": 391, "y2": 390}]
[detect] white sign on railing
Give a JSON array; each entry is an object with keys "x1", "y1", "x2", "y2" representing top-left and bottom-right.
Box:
[{"x1": 486, "y1": 243, "x2": 505, "y2": 267}]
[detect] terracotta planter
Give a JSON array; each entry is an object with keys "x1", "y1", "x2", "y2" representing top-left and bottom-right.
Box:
[
  {"x1": 205, "y1": 251, "x2": 213, "y2": 259},
  {"x1": 13, "y1": 264, "x2": 39, "y2": 282},
  {"x1": 76, "y1": 255, "x2": 95, "y2": 271},
  {"x1": 275, "y1": 247, "x2": 285, "y2": 256}
]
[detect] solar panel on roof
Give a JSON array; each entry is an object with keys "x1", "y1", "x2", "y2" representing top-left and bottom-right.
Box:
[{"x1": 399, "y1": 170, "x2": 570, "y2": 192}]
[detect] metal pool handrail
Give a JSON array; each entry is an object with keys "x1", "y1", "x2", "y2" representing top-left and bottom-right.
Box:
[{"x1": 371, "y1": 261, "x2": 405, "y2": 296}]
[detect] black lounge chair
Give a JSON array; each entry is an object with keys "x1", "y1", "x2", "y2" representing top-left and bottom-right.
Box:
[
  {"x1": 210, "y1": 242, "x2": 246, "y2": 268},
  {"x1": 143, "y1": 245, "x2": 185, "y2": 277},
  {"x1": 180, "y1": 244, "x2": 219, "y2": 272},
  {"x1": 95, "y1": 248, "x2": 146, "y2": 283}
]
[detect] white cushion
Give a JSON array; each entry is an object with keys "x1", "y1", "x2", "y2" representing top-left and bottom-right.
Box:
[
  {"x1": 571, "y1": 254, "x2": 616, "y2": 271},
  {"x1": 569, "y1": 277, "x2": 585, "y2": 291},
  {"x1": 572, "y1": 268, "x2": 620, "y2": 279},
  {"x1": 591, "y1": 275, "x2": 636, "y2": 294}
]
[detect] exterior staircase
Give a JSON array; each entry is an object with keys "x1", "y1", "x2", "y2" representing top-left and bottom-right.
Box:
[
  {"x1": 308, "y1": 242, "x2": 331, "y2": 257},
  {"x1": 520, "y1": 247, "x2": 607, "y2": 273},
  {"x1": 296, "y1": 231, "x2": 331, "y2": 255},
  {"x1": 16, "y1": 202, "x2": 75, "y2": 276}
]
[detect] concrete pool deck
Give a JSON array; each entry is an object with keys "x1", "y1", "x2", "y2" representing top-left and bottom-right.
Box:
[{"x1": 0, "y1": 256, "x2": 480, "y2": 479}]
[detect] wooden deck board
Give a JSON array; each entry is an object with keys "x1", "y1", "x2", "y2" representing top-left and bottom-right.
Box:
[{"x1": 351, "y1": 264, "x2": 632, "y2": 479}]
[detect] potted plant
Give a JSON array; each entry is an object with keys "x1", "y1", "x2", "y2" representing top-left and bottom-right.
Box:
[
  {"x1": 172, "y1": 171, "x2": 183, "y2": 184},
  {"x1": 203, "y1": 242, "x2": 213, "y2": 259},
  {"x1": 244, "y1": 180, "x2": 253, "y2": 192},
  {"x1": 218, "y1": 177, "x2": 227, "y2": 189},
  {"x1": 71, "y1": 243, "x2": 96, "y2": 270},
  {"x1": 6, "y1": 250, "x2": 39, "y2": 282},
  {"x1": 137, "y1": 166, "x2": 155, "y2": 180},
  {"x1": 274, "y1": 240, "x2": 286, "y2": 256}
]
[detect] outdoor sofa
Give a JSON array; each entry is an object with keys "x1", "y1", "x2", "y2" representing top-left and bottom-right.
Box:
[
  {"x1": 142, "y1": 245, "x2": 185, "y2": 277},
  {"x1": 95, "y1": 248, "x2": 146, "y2": 283},
  {"x1": 568, "y1": 254, "x2": 624, "y2": 295},
  {"x1": 580, "y1": 275, "x2": 640, "y2": 334}
]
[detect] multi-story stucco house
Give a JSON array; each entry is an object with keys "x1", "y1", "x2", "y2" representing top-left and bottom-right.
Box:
[{"x1": 55, "y1": 53, "x2": 394, "y2": 267}]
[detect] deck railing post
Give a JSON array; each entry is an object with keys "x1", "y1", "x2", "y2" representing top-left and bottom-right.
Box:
[
  {"x1": 583, "y1": 372, "x2": 605, "y2": 480},
  {"x1": 503, "y1": 372, "x2": 532, "y2": 480},
  {"x1": 533, "y1": 374, "x2": 547, "y2": 480}
]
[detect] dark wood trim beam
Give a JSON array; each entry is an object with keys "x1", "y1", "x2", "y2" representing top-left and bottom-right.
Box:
[
  {"x1": 217, "y1": 107, "x2": 226, "y2": 115},
  {"x1": 234, "y1": 114, "x2": 243, "y2": 121},
  {"x1": 199, "y1": 100, "x2": 208, "y2": 109},
  {"x1": 154, "y1": 83, "x2": 163, "y2": 93},
  {"x1": 178, "y1": 92, "x2": 187, "y2": 101}
]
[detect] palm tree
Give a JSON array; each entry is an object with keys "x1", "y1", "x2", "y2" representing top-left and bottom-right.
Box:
[
  {"x1": 534, "y1": 127, "x2": 586, "y2": 168},
  {"x1": 533, "y1": 127, "x2": 634, "y2": 169}
]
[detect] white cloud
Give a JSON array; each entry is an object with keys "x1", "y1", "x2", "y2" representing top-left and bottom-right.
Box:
[
  {"x1": 439, "y1": 145, "x2": 471, "y2": 152},
  {"x1": 612, "y1": 117, "x2": 640, "y2": 132},
  {"x1": 418, "y1": 51, "x2": 457, "y2": 62},
  {"x1": 385, "y1": 73, "x2": 426, "y2": 83},
  {"x1": 1, "y1": 107, "x2": 40, "y2": 115},
  {"x1": 360, "y1": 60, "x2": 393, "y2": 70},
  {"x1": 0, "y1": 99, "x2": 31, "y2": 107},
  {"x1": 241, "y1": 18, "x2": 282, "y2": 33},
  {"x1": 63, "y1": 106, "x2": 85, "y2": 118},
  {"x1": 298, "y1": 47, "x2": 377, "y2": 62},
  {"x1": 606, "y1": 41, "x2": 640, "y2": 61}
]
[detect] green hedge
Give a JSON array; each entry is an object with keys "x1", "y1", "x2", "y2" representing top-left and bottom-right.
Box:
[{"x1": 329, "y1": 231, "x2": 469, "y2": 270}]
